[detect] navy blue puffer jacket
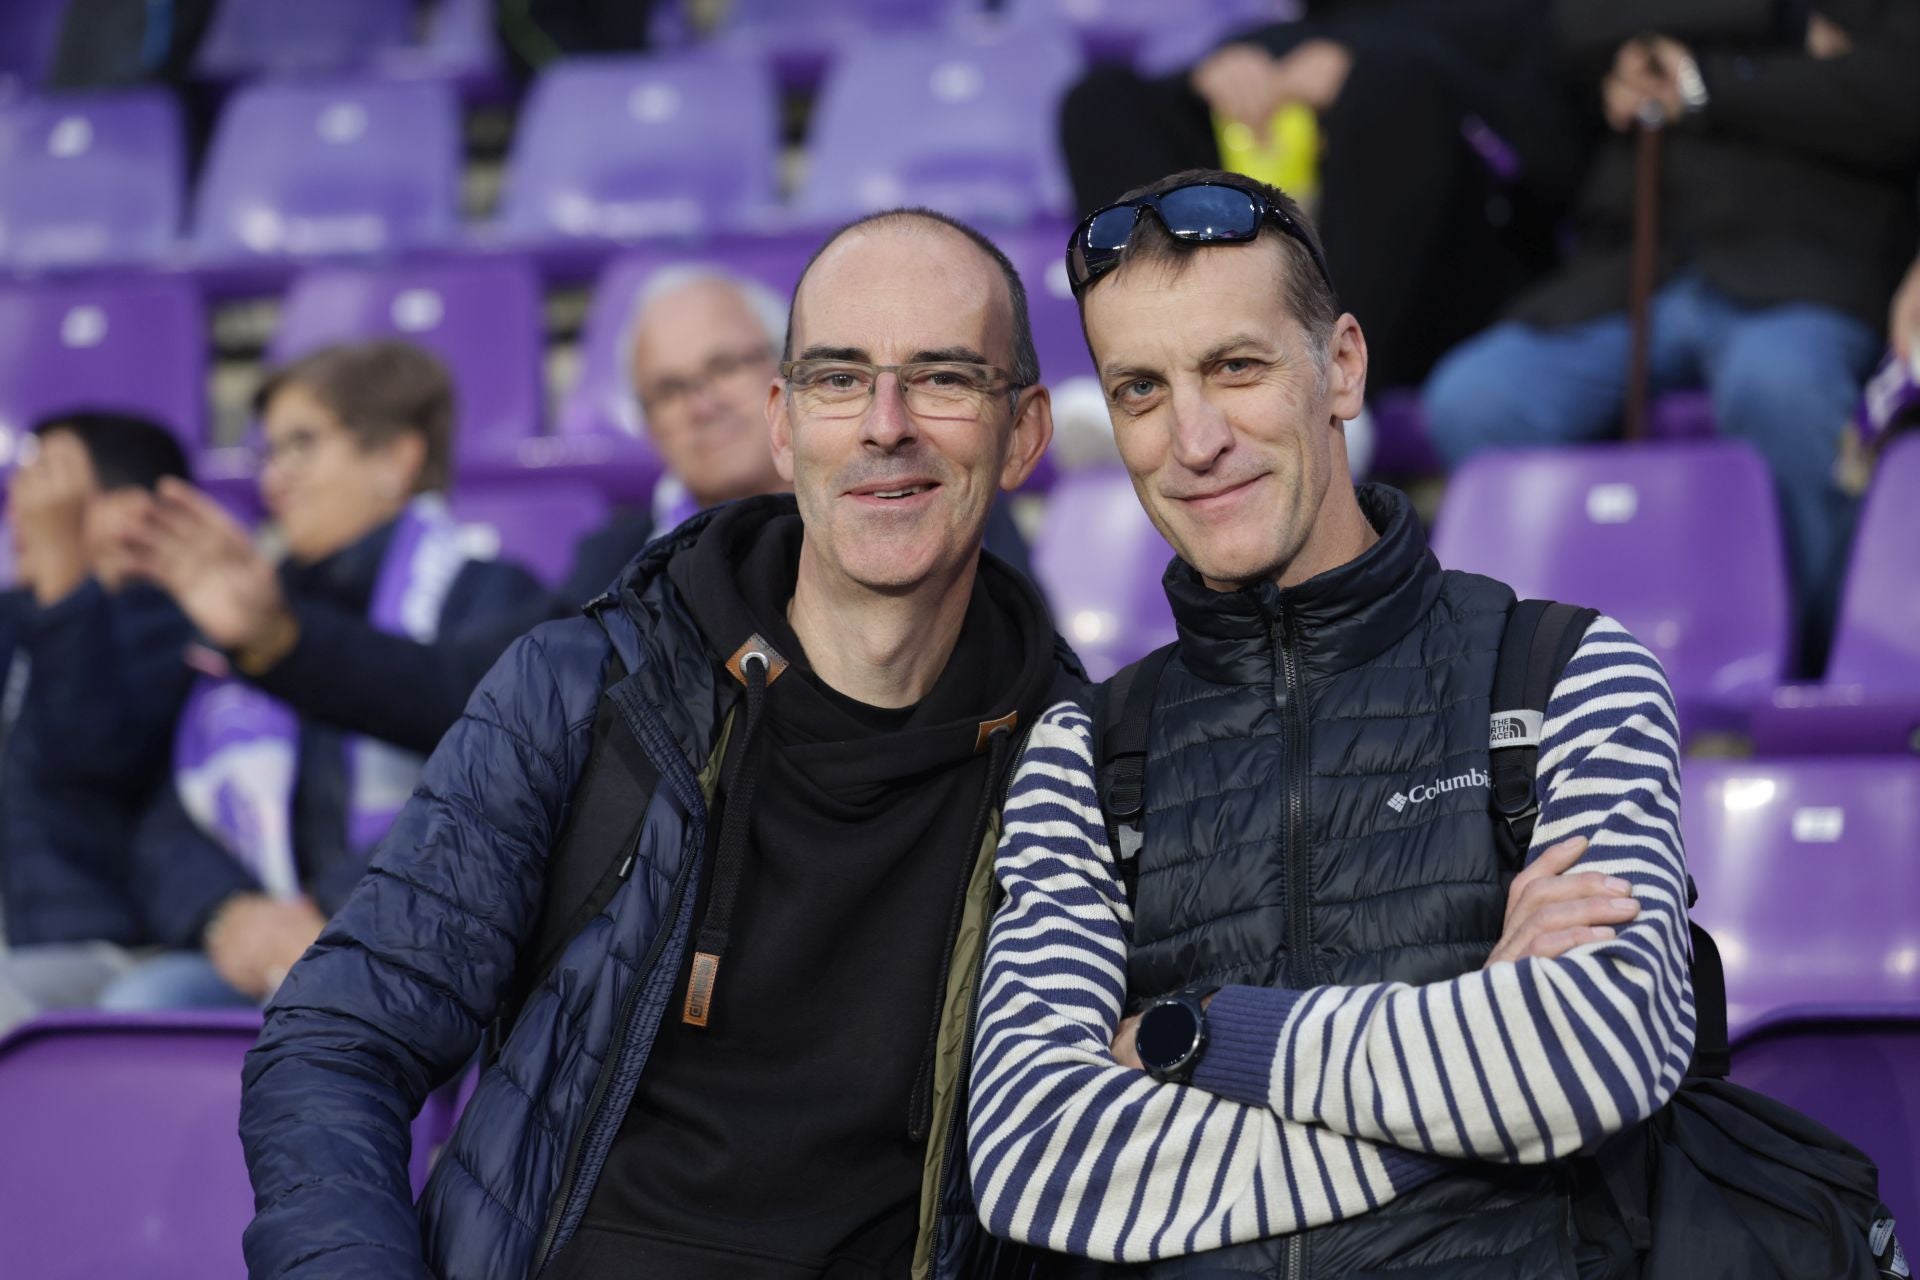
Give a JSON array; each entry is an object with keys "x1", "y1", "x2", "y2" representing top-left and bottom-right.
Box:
[{"x1": 240, "y1": 505, "x2": 1061, "y2": 1280}]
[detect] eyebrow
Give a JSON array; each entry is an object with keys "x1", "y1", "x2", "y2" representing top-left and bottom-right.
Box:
[
  {"x1": 1196, "y1": 333, "x2": 1278, "y2": 364},
  {"x1": 795, "y1": 345, "x2": 994, "y2": 365}
]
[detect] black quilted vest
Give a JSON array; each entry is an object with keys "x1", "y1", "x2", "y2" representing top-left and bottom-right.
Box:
[{"x1": 1125, "y1": 486, "x2": 1573, "y2": 1279}]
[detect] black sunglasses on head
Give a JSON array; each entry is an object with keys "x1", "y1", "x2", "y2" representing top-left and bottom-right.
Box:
[{"x1": 1067, "y1": 180, "x2": 1337, "y2": 300}]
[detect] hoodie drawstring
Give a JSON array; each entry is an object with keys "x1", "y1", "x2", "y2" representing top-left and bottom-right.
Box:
[{"x1": 683, "y1": 647, "x2": 771, "y2": 1027}]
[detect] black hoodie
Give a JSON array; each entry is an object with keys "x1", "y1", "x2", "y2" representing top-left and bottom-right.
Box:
[{"x1": 556, "y1": 497, "x2": 1066, "y2": 1280}]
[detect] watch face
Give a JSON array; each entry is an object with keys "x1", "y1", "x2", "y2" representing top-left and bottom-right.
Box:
[{"x1": 1136, "y1": 1000, "x2": 1197, "y2": 1071}]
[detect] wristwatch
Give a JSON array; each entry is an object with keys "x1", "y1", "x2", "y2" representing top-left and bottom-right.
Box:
[{"x1": 1135, "y1": 986, "x2": 1217, "y2": 1083}]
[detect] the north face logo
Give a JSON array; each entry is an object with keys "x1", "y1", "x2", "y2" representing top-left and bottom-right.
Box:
[
  {"x1": 1386, "y1": 768, "x2": 1490, "y2": 813},
  {"x1": 1490, "y1": 715, "x2": 1530, "y2": 744}
]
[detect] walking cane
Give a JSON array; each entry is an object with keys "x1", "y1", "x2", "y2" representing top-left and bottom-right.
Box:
[{"x1": 1623, "y1": 100, "x2": 1665, "y2": 442}]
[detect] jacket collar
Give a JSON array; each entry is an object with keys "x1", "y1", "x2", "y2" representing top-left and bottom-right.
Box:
[{"x1": 1166, "y1": 483, "x2": 1443, "y2": 688}]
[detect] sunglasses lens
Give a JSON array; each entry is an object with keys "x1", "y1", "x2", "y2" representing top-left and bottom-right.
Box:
[
  {"x1": 1084, "y1": 205, "x2": 1140, "y2": 252},
  {"x1": 1156, "y1": 184, "x2": 1261, "y2": 241}
]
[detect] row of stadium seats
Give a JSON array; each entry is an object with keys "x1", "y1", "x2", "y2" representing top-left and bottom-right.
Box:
[
  {"x1": 1044, "y1": 437, "x2": 1920, "y2": 750},
  {"x1": 0, "y1": 0, "x2": 1278, "y2": 99},
  {"x1": 0, "y1": 4, "x2": 1283, "y2": 277},
  {"x1": 5, "y1": 752, "x2": 1912, "y2": 1279}
]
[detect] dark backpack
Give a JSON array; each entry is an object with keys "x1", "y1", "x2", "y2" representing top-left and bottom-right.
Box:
[
  {"x1": 484, "y1": 650, "x2": 659, "y2": 1061},
  {"x1": 1089, "y1": 600, "x2": 1905, "y2": 1279}
]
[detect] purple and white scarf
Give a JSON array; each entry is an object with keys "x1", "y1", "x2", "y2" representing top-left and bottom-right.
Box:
[{"x1": 172, "y1": 496, "x2": 475, "y2": 898}]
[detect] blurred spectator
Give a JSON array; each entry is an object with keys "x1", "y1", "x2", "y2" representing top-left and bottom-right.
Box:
[
  {"x1": 99, "y1": 341, "x2": 553, "y2": 1009},
  {"x1": 562, "y1": 265, "x2": 1033, "y2": 605},
  {"x1": 1060, "y1": 0, "x2": 1583, "y2": 388},
  {"x1": 1424, "y1": 2, "x2": 1920, "y2": 667},
  {"x1": 0, "y1": 412, "x2": 194, "y2": 1033}
]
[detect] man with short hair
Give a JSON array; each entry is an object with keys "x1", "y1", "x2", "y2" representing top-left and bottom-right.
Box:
[
  {"x1": 0, "y1": 411, "x2": 196, "y2": 1030},
  {"x1": 969, "y1": 170, "x2": 1693, "y2": 1276},
  {"x1": 567, "y1": 264, "x2": 1034, "y2": 605},
  {"x1": 240, "y1": 208, "x2": 1078, "y2": 1280}
]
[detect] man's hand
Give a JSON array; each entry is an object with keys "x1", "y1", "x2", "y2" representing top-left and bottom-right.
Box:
[
  {"x1": 8, "y1": 433, "x2": 98, "y2": 606},
  {"x1": 1271, "y1": 39, "x2": 1351, "y2": 114},
  {"x1": 1112, "y1": 1012, "x2": 1144, "y2": 1070},
  {"x1": 1891, "y1": 256, "x2": 1920, "y2": 365},
  {"x1": 1485, "y1": 836, "x2": 1641, "y2": 967},
  {"x1": 1806, "y1": 12, "x2": 1853, "y2": 59},
  {"x1": 126, "y1": 478, "x2": 295, "y2": 663},
  {"x1": 206, "y1": 893, "x2": 328, "y2": 999},
  {"x1": 1191, "y1": 43, "x2": 1290, "y2": 137},
  {"x1": 1602, "y1": 36, "x2": 1693, "y2": 131}
]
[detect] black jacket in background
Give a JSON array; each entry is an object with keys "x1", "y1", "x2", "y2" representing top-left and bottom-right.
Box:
[
  {"x1": 0, "y1": 582, "x2": 195, "y2": 947},
  {"x1": 1511, "y1": 0, "x2": 1920, "y2": 332},
  {"x1": 131, "y1": 517, "x2": 556, "y2": 947}
]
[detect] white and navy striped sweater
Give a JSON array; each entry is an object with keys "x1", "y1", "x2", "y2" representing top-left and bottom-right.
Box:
[{"x1": 968, "y1": 617, "x2": 1694, "y2": 1263}]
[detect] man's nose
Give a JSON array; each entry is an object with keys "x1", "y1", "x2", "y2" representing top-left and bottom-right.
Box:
[
  {"x1": 1168, "y1": 386, "x2": 1234, "y2": 473},
  {"x1": 861, "y1": 371, "x2": 916, "y2": 449}
]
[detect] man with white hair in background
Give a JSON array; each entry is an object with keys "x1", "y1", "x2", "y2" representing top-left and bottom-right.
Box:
[{"x1": 564, "y1": 266, "x2": 1032, "y2": 604}]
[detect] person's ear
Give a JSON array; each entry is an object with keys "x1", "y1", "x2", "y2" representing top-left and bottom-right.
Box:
[
  {"x1": 767, "y1": 377, "x2": 797, "y2": 485},
  {"x1": 375, "y1": 432, "x2": 429, "y2": 499},
  {"x1": 1325, "y1": 314, "x2": 1368, "y2": 427},
  {"x1": 998, "y1": 385, "x2": 1054, "y2": 492}
]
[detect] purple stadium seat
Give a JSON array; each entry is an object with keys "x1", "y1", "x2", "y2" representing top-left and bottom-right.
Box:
[
  {"x1": 1432, "y1": 441, "x2": 1791, "y2": 735},
  {"x1": 1682, "y1": 758, "x2": 1920, "y2": 1231},
  {"x1": 498, "y1": 54, "x2": 780, "y2": 246},
  {"x1": 0, "y1": 1011, "x2": 458, "y2": 1280},
  {"x1": 1750, "y1": 434, "x2": 1920, "y2": 755},
  {"x1": 451, "y1": 478, "x2": 612, "y2": 589},
  {"x1": 0, "y1": 90, "x2": 183, "y2": 269},
  {"x1": 195, "y1": 0, "x2": 416, "y2": 80},
  {"x1": 993, "y1": 218, "x2": 1095, "y2": 388},
  {"x1": 795, "y1": 23, "x2": 1085, "y2": 226},
  {"x1": 1032, "y1": 465, "x2": 1175, "y2": 680},
  {"x1": 657, "y1": 0, "x2": 966, "y2": 90},
  {"x1": 0, "y1": 277, "x2": 204, "y2": 460},
  {"x1": 558, "y1": 235, "x2": 811, "y2": 445},
  {"x1": 269, "y1": 258, "x2": 545, "y2": 454},
  {"x1": 192, "y1": 81, "x2": 460, "y2": 262},
  {"x1": 1010, "y1": 0, "x2": 1287, "y2": 67}
]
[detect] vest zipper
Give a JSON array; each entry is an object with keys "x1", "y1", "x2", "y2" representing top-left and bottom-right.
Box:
[
  {"x1": 1274, "y1": 604, "x2": 1319, "y2": 987},
  {"x1": 529, "y1": 685, "x2": 713, "y2": 1276}
]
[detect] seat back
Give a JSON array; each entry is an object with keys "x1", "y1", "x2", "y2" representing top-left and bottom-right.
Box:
[
  {"x1": 0, "y1": 0, "x2": 67, "y2": 91},
  {"x1": 195, "y1": 0, "x2": 417, "y2": 79},
  {"x1": 796, "y1": 24, "x2": 1084, "y2": 225},
  {"x1": 270, "y1": 258, "x2": 545, "y2": 453},
  {"x1": 1032, "y1": 465, "x2": 1176, "y2": 680},
  {"x1": 1432, "y1": 441, "x2": 1791, "y2": 734},
  {"x1": 0, "y1": 1011, "x2": 457, "y2": 1280},
  {"x1": 0, "y1": 91, "x2": 184, "y2": 269},
  {"x1": 557, "y1": 236, "x2": 810, "y2": 445},
  {"x1": 451, "y1": 479, "x2": 613, "y2": 589},
  {"x1": 1827, "y1": 435, "x2": 1920, "y2": 690},
  {"x1": 1683, "y1": 757, "x2": 1920, "y2": 1231},
  {"x1": 0, "y1": 277, "x2": 205, "y2": 458},
  {"x1": 500, "y1": 54, "x2": 779, "y2": 242},
  {"x1": 993, "y1": 218, "x2": 1095, "y2": 387},
  {"x1": 192, "y1": 80, "x2": 460, "y2": 260}
]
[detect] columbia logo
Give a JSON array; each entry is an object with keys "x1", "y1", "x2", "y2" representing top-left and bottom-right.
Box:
[{"x1": 1385, "y1": 769, "x2": 1490, "y2": 814}]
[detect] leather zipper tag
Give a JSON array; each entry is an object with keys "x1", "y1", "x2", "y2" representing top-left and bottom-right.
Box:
[{"x1": 683, "y1": 951, "x2": 720, "y2": 1027}]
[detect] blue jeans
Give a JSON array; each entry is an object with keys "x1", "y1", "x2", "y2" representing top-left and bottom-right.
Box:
[
  {"x1": 96, "y1": 952, "x2": 255, "y2": 1011},
  {"x1": 1423, "y1": 276, "x2": 1881, "y2": 658}
]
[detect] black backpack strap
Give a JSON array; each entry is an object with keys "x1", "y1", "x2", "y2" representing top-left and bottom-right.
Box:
[
  {"x1": 1092, "y1": 642, "x2": 1177, "y2": 904},
  {"x1": 1489, "y1": 599, "x2": 1598, "y2": 873},
  {"x1": 486, "y1": 649, "x2": 654, "y2": 1062}
]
